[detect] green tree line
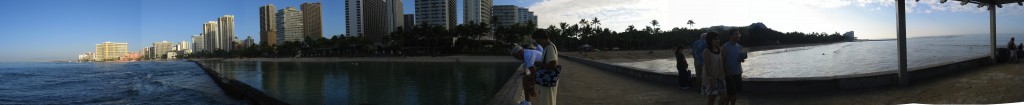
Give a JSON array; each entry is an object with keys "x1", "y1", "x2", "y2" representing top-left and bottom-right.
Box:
[
  {"x1": 184, "y1": 18, "x2": 854, "y2": 58},
  {"x1": 538, "y1": 18, "x2": 856, "y2": 51}
]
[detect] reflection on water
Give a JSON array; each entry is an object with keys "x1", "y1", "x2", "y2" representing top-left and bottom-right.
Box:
[
  {"x1": 197, "y1": 61, "x2": 519, "y2": 105},
  {"x1": 615, "y1": 35, "x2": 1016, "y2": 78}
]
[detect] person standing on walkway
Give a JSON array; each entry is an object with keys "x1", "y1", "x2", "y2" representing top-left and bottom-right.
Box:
[
  {"x1": 512, "y1": 46, "x2": 542, "y2": 105},
  {"x1": 1011, "y1": 43, "x2": 1019, "y2": 60},
  {"x1": 700, "y1": 32, "x2": 727, "y2": 105},
  {"x1": 675, "y1": 44, "x2": 691, "y2": 89},
  {"x1": 722, "y1": 29, "x2": 747, "y2": 105},
  {"x1": 533, "y1": 29, "x2": 561, "y2": 105},
  {"x1": 1009, "y1": 37, "x2": 1016, "y2": 63},
  {"x1": 693, "y1": 33, "x2": 708, "y2": 87}
]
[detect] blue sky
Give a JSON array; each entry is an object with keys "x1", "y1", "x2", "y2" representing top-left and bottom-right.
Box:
[{"x1": 0, "y1": 0, "x2": 1021, "y2": 62}]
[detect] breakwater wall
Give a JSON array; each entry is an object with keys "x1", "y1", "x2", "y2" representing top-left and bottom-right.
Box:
[{"x1": 189, "y1": 60, "x2": 289, "y2": 105}]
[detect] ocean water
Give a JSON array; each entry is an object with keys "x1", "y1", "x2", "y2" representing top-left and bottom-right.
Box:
[
  {"x1": 196, "y1": 61, "x2": 520, "y2": 105},
  {"x1": 615, "y1": 34, "x2": 1017, "y2": 78},
  {"x1": 0, "y1": 61, "x2": 244, "y2": 104}
]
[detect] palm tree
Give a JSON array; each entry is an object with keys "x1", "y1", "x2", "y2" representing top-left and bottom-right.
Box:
[
  {"x1": 650, "y1": 20, "x2": 660, "y2": 34},
  {"x1": 687, "y1": 20, "x2": 695, "y2": 28},
  {"x1": 578, "y1": 19, "x2": 589, "y2": 26}
]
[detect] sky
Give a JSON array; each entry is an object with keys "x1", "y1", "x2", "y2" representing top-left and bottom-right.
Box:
[
  {"x1": 0, "y1": 0, "x2": 1022, "y2": 62},
  {"x1": 529, "y1": 0, "x2": 1024, "y2": 39}
]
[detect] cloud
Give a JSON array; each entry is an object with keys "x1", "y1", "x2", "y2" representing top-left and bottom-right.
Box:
[{"x1": 789, "y1": 0, "x2": 855, "y2": 8}]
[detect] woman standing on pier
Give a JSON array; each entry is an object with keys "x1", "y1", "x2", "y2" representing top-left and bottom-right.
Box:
[
  {"x1": 675, "y1": 44, "x2": 691, "y2": 89},
  {"x1": 700, "y1": 32, "x2": 728, "y2": 105},
  {"x1": 533, "y1": 29, "x2": 561, "y2": 105}
]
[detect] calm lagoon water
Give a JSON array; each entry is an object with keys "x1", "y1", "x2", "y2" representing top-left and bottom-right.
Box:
[
  {"x1": 615, "y1": 34, "x2": 1018, "y2": 78},
  {"x1": 0, "y1": 61, "x2": 243, "y2": 104},
  {"x1": 196, "y1": 61, "x2": 520, "y2": 105}
]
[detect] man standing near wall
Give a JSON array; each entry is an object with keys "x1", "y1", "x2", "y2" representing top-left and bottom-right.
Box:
[{"x1": 722, "y1": 29, "x2": 746, "y2": 105}]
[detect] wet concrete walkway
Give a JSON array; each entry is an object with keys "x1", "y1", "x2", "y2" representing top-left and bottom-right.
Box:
[
  {"x1": 558, "y1": 57, "x2": 1024, "y2": 104},
  {"x1": 557, "y1": 57, "x2": 723, "y2": 104},
  {"x1": 744, "y1": 62, "x2": 1024, "y2": 104}
]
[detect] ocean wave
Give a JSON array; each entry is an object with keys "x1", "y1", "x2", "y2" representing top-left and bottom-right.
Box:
[
  {"x1": 0, "y1": 61, "x2": 244, "y2": 104},
  {"x1": 0, "y1": 72, "x2": 37, "y2": 77}
]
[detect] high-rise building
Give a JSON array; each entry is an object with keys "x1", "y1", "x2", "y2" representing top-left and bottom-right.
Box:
[
  {"x1": 415, "y1": 0, "x2": 457, "y2": 29},
  {"x1": 153, "y1": 41, "x2": 173, "y2": 59},
  {"x1": 260, "y1": 4, "x2": 278, "y2": 46},
  {"x1": 203, "y1": 21, "x2": 219, "y2": 52},
  {"x1": 243, "y1": 36, "x2": 255, "y2": 47},
  {"x1": 345, "y1": 0, "x2": 363, "y2": 37},
  {"x1": 141, "y1": 47, "x2": 151, "y2": 59},
  {"x1": 347, "y1": 0, "x2": 389, "y2": 43},
  {"x1": 94, "y1": 42, "x2": 128, "y2": 61},
  {"x1": 493, "y1": 5, "x2": 518, "y2": 26},
  {"x1": 178, "y1": 41, "x2": 191, "y2": 54},
  {"x1": 277, "y1": 7, "x2": 304, "y2": 43},
  {"x1": 191, "y1": 35, "x2": 204, "y2": 52},
  {"x1": 518, "y1": 8, "x2": 537, "y2": 24},
  {"x1": 302, "y1": 2, "x2": 322, "y2": 40},
  {"x1": 230, "y1": 36, "x2": 239, "y2": 48},
  {"x1": 464, "y1": 0, "x2": 492, "y2": 24},
  {"x1": 386, "y1": 0, "x2": 404, "y2": 33},
  {"x1": 401, "y1": 13, "x2": 413, "y2": 30},
  {"x1": 218, "y1": 15, "x2": 235, "y2": 52},
  {"x1": 493, "y1": 5, "x2": 537, "y2": 26}
]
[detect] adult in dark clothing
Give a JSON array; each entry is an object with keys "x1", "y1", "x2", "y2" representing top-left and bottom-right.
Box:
[
  {"x1": 1010, "y1": 37, "x2": 1016, "y2": 62},
  {"x1": 722, "y1": 29, "x2": 747, "y2": 105},
  {"x1": 675, "y1": 44, "x2": 691, "y2": 89}
]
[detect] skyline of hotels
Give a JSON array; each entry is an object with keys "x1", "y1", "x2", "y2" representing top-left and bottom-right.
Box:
[
  {"x1": 78, "y1": 0, "x2": 538, "y2": 61},
  {"x1": 277, "y1": 6, "x2": 304, "y2": 43}
]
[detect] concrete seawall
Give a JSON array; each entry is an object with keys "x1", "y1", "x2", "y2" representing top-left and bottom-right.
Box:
[
  {"x1": 189, "y1": 61, "x2": 289, "y2": 105},
  {"x1": 560, "y1": 55, "x2": 681, "y2": 86},
  {"x1": 560, "y1": 55, "x2": 993, "y2": 93},
  {"x1": 487, "y1": 64, "x2": 526, "y2": 105}
]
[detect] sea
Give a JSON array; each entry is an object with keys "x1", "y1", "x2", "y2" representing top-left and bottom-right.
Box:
[
  {"x1": 0, "y1": 61, "x2": 244, "y2": 104},
  {"x1": 195, "y1": 61, "x2": 520, "y2": 105},
  {"x1": 614, "y1": 34, "x2": 1020, "y2": 78},
  {"x1": 0, "y1": 60, "x2": 520, "y2": 105}
]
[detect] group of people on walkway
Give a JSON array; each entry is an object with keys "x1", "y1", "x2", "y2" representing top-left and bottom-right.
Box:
[
  {"x1": 511, "y1": 29, "x2": 561, "y2": 105},
  {"x1": 677, "y1": 29, "x2": 746, "y2": 105},
  {"x1": 509, "y1": 29, "x2": 745, "y2": 105}
]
